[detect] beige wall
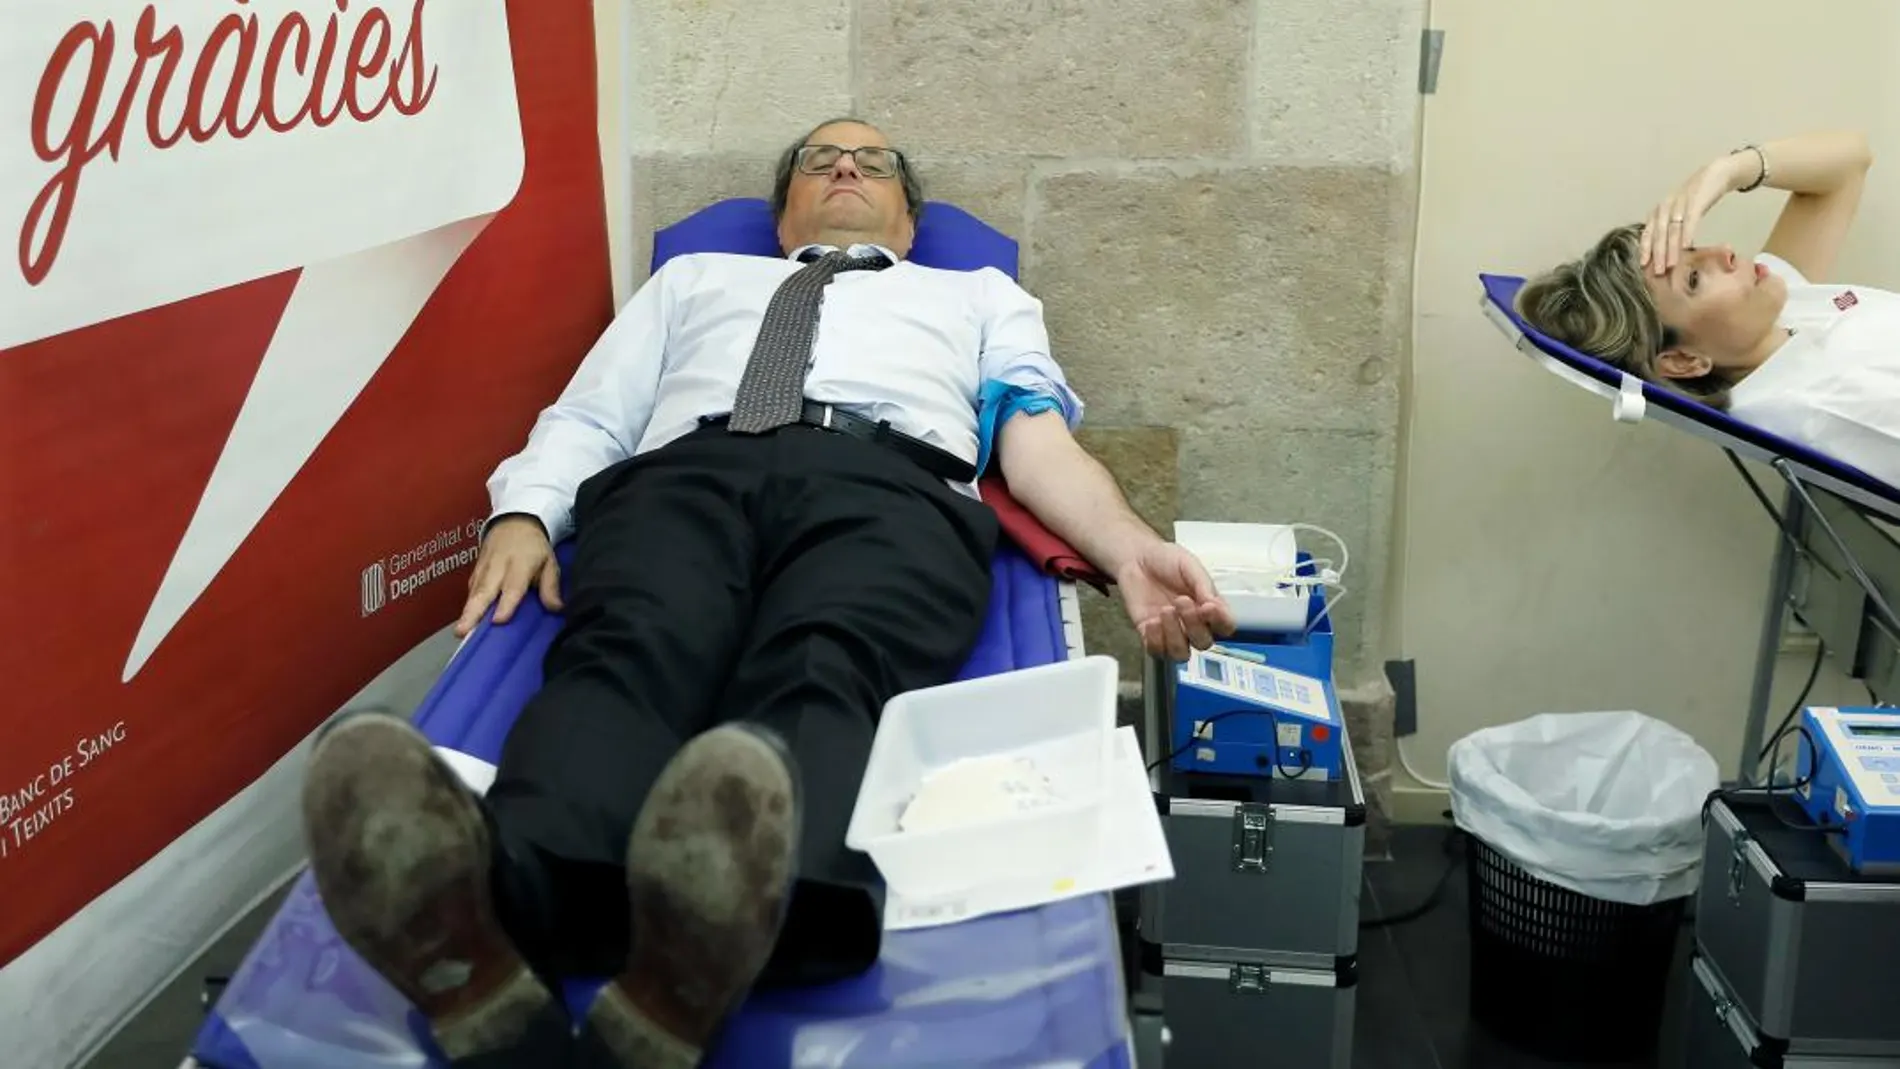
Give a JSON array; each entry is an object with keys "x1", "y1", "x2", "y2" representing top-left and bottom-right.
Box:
[
  {"x1": 1393, "y1": 0, "x2": 1900, "y2": 801},
  {"x1": 620, "y1": 0, "x2": 1429, "y2": 689}
]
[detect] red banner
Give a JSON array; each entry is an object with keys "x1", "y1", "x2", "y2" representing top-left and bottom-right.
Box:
[{"x1": 0, "y1": 0, "x2": 612, "y2": 964}]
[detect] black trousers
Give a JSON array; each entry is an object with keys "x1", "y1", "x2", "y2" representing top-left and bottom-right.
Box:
[{"x1": 480, "y1": 423, "x2": 998, "y2": 988}]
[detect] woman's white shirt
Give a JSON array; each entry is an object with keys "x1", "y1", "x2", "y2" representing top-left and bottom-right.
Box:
[{"x1": 1726, "y1": 254, "x2": 1900, "y2": 488}]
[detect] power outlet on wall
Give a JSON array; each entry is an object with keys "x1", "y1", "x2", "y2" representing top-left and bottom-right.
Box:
[{"x1": 1385, "y1": 658, "x2": 1418, "y2": 738}]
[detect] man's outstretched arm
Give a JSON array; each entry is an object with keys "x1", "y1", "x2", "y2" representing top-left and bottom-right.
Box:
[
  {"x1": 995, "y1": 411, "x2": 1153, "y2": 577},
  {"x1": 996, "y1": 411, "x2": 1235, "y2": 658}
]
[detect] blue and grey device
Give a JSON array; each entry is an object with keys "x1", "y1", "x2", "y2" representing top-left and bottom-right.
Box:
[
  {"x1": 1169, "y1": 564, "x2": 1342, "y2": 780},
  {"x1": 1793, "y1": 705, "x2": 1900, "y2": 875}
]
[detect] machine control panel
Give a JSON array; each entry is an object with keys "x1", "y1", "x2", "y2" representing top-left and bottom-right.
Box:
[
  {"x1": 1173, "y1": 641, "x2": 1343, "y2": 781},
  {"x1": 1810, "y1": 710, "x2": 1900, "y2": 802},
  {"x1": 1795, "y1": 706, "x2": 1900, "y2": 873}
]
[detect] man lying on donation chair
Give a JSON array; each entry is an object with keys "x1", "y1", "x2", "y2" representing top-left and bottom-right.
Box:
[
  {"x1": 299, "y1": 117, "x2": 1238, "y2": 1069},
  {"x1": 1514, "y1": 128, "x2": 1900, "y2": 485}
]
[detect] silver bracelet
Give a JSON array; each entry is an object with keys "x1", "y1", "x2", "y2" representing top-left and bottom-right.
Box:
[{"x1": 1734, "y1": 143, "x2": 1768, "y2": 192}]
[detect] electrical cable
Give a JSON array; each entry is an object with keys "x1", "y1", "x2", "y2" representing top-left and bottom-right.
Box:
[
  {"x1": 1203, "y1": 523, "x2": 1353, "y2": 640},
  {"x1": 1359, "y1": 816, "x2": 1460, "y2": 929},
  {"x1": 1266, "y1": 523, "x2": 1351, "y2": 589},
  {"x1": 1285, "y1": 523, "x2": 1351, "y2": 639},
  {"x1": 1396, "y1": 736, "x2": 1449, "y2": 792},
  {"x1": 1720, "y1": 447, "x2": 1859, "y2": 819},
  {"x1": 1144, "y1": 707, "x2": 1313, "y2": 780},
  {"x1": 1702, "y1": 718, "x2": 1839, "y2": 836},
  {"x1": 1242, "y1": 525, "x2": 1438, "y2": 786},
  {"x1": 1758, "y1": 630, "x2": 1825, "y2": 768}
]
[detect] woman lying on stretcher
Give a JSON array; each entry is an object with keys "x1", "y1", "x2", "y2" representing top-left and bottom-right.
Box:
[{"x1": 1517, "y1": 129, "x2": 1900, "y2": 485}]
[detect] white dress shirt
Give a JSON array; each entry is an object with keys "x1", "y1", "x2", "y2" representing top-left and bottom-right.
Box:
[
  {"x1": 486, "y1": 243, "x2": 1084, "y2": 544},
  {"x1": 1727, "y1": 254, "x2": 1900, "y2": 489}
]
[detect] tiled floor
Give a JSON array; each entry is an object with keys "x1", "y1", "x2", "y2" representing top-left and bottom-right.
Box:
[
  {"x1": 83, "y1": 825, "x2": 1695, "y2": 1069},
  {"x1": 1353, "y1": 825, "x2": 1693, "y2": 1069}
]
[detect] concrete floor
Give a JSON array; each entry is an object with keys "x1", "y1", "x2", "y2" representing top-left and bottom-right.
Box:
[{"x1": 83, "y1": 882, "x2": 288, "y2": 1069}]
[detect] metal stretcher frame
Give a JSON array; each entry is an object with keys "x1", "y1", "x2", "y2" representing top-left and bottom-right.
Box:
[{"x1": 1479, "y1": 273, "x2": 1900, "y2": 786}]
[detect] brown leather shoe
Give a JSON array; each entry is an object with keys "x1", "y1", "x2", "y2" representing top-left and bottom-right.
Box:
[
  {"x1": 302, "y1": 713, "x2": 567, "y2": 1064},
  {"x1": 582, "y1": 723, "x2": 802, "y2": 1069}
]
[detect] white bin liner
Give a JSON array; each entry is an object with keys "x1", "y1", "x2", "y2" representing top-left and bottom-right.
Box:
[{"x1": 1447, "y1": 710, "x2": 1720, "y2": 906}]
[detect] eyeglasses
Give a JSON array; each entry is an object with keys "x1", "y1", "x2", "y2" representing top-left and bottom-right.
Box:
[{"x1": 795, "y1": 144, "x2": 905, "y2": 178}]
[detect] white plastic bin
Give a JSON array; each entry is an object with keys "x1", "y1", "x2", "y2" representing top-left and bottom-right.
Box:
[{"x1": 846, "y1": 655, "x2": 1120, "y2": 899}]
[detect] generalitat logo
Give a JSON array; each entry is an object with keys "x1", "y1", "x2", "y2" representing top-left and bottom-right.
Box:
[
  {"x1": 360, "y1": 518, "x2": 484, "y2": 617},
  {"x1": 360, "y1": 561, "x2": 388, "y2": 616}
]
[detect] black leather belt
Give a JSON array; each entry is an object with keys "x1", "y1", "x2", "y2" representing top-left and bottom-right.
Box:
[{"x1": 701, "y1": 401, "x2": 977, "y2": 484}]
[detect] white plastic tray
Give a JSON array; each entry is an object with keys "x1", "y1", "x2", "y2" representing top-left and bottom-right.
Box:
[{"x1": 846, "y1": 655, "x2": 1120, "y2": 899}]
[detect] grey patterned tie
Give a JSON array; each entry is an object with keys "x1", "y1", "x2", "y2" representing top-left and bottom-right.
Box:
[{"x1": 727, "y1": 249, "x2": 891, "y2": 433}]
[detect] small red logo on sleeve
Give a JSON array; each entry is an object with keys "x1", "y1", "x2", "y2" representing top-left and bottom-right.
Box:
[{"x1": 1834, "y1": 290, "x2": 1859, "y2": 311}]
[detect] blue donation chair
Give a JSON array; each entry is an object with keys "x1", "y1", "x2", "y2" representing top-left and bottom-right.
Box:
[{"x1": 186, "y1": 200, "x2": 1134, "y2": 1069}]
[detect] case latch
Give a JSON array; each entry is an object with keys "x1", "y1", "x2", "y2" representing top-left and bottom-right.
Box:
[
  {"x1": 1230, "y1": 803, "x2": 1275, "y2": 873},
  {"x1": 1727, "y1": 830, "x2": 1750, "y2": 907},
  {"x1": 1229, "y1": 964, "x2": 1270, "y2": 996}
]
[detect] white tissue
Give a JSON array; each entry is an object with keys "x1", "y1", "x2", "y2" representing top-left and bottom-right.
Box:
[{"x1": 899, "y1": 754, "x2": 1064, "y2": 834}]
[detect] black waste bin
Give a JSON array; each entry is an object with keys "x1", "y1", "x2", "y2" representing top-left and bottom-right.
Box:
[{"x1": 1464, "y1": 832, "x2": 1686, "y2": 1063}]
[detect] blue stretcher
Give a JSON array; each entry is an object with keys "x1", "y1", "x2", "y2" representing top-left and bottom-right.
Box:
[
  {"x1": 1481, "y1": 273, "x2": 1900, "y2": 784},
  {"x1": 187, "y1": 202, "x2": 1130, "y2": 1069}
]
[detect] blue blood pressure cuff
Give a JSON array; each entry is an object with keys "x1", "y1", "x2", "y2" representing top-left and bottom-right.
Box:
[{"x1": 974, "y1": 380, "x2": 1065, "y2": 478}]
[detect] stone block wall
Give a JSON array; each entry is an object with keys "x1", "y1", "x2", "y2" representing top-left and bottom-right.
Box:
[{"x1": 627, "y1": 0, "x2": 1424, "y2": 821}]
